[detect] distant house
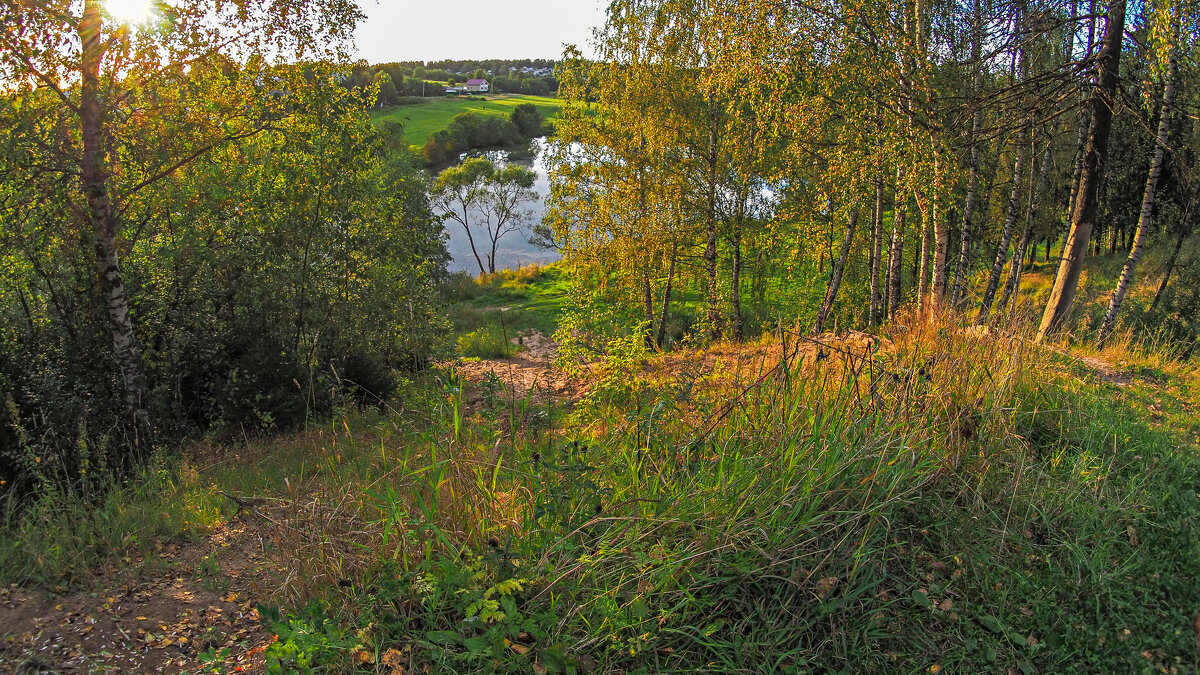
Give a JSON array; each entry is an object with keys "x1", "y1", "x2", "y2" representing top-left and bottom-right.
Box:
[{"x1": 462, "y1": 79, "x2": 490, "y2": 93}]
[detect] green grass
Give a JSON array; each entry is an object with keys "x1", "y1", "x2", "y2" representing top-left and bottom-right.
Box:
[
  {"x1": 370, "y1": 94, "x2": 562, "y2": 147},
  {"x1": 5, "y1": 255, "x2": 1200, "y2": 673},
  {"x1": 446, "y1": 263, "x2": 571, "y2": 347},
  {"x1": 6, "y1": 308, "x2": 1197, "y2": 673}
]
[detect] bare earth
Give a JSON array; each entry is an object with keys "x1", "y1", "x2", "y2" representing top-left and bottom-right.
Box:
[{"x1": 0, "y1": 523, "x2": 274, "y2": 673}]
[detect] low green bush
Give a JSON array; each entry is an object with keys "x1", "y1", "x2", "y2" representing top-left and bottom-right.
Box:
[{"x1": 457, "y1": 327, "x2": 518, "y2": 359}]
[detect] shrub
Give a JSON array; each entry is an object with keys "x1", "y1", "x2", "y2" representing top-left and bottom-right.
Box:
[
  {"x1": 339, "y1": 351, "x2": 396, "y2": 408},
  {"x1": 457, "y1": 327, "x2": 518, "y2": 359},
  {"x1": 215, "y1": 332, "x2": 309, "y2": 431},
  {"x1": 510, "y1": 103, "x2": 545, "y2": 137}
]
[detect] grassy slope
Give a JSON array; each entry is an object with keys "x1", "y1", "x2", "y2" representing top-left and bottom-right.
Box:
[
  {"x1": 3, "y1": 261, "x2": 1199, "y2": 674},
  {"x1": 439, "y1": 264, "x2": 570, "y2": 358},
  {"x1": 370, "y1": 94, "x2": 562, "y2": 147}
]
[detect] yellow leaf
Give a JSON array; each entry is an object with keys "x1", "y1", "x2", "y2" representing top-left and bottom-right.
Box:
[{"x1": 381, "y1": 648, "x2": 406, "y2": 668}]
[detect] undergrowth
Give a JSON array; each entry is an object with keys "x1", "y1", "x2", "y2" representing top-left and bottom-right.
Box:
[{"x1": 3, "y1": 308, "x2": 1198, "y2": 674}]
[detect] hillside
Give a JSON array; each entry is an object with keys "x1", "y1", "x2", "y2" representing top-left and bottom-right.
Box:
[
  {"x1": 4, "y1": 0, "x2": 1200, "y2": 672},
  {"x1": 370, "y1": 95, "x2": 561, "y2": 147},
  {"x1": 3, "y1": 262, "x2": 1198, "y2": 674}
]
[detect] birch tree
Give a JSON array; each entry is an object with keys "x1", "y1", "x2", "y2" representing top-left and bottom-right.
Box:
[{"x1": 1096, "y1": 18, "x2": 1179, "y2": 347}]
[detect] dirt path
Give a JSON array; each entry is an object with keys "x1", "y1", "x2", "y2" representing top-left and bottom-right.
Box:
[
  {"x1": 450, "y1": 330, "x2": 588, "y2": 406},
  {"x1": 447, "y1": 328, "x2": 886, "y2": 409},
  {"x1": 0, "y1": 522, "x2": 274, "y2": 674},
  {"x1": 0, "y1": 329, "x2": 885, "y2": 673},
  {"x1": 1042, "y1": 345, "x2": 1137, "y2": 387}
]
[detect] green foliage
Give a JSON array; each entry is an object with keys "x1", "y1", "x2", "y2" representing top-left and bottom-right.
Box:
[
  {"x1": 259, "y1": 603, "x2": 355, "y2": 674},
  {"x1": 422, "y1": 112, "x2": 523, "y2": 164},
  {"x1": 4, "y1": 318, "x2": 1199, "y2": 671},
  {"x1": 457, "y1": 327, "x2": 519, "y2": 359},
  {"x1": 0, "y1": 61, "x2": 450, "y2": 495},
  {"x1": 339, "y1": 350, "x2": 398, "y2": 408},
  {"x1": 510, "y1": 103, "x2": 547, "y2": 136}
]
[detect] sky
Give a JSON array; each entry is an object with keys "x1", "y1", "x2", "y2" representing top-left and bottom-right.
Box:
[{"x1": 352, "y1": 0, "x2": 606, "y2": 64}]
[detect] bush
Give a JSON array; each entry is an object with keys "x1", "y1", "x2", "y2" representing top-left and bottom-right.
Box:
[
  {"x1": 510, "y1": 103, "x2": 545, "y2": 136},
  {"x1": 457, "y1": 327, "x2": 518, "y2": 359},
  {"x1": 338, "y1": 351, "x2": 396, "y2": 408},
  {"x1": 422, "y1": 112, "x2": 523, "y2": 164},
  {"x1": 215, "y1": 332, "x2": 310, "y2": 432}
]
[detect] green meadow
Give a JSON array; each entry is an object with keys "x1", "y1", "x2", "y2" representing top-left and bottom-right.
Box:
[{"x1": 371, "y1": 94, "x2": 562, "y2": 147}]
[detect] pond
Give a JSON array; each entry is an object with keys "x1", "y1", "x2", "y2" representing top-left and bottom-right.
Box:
[{"x1": 441, "y1": 137, "x2": 561, "y2": 274}]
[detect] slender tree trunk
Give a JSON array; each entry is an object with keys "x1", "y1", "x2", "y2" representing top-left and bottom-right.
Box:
[
  {"x1": 731, "y1": 189, "x2": 746, "y2": 340},
  {"x1": 1096, "y1": 48, "x2": 1176, "y2": 348},
  {"x1": 1051, "y1": 14, "x2": 1093, "y2": 290},
  {"x1": 930, "y1": 151, "x2": 949, "y2": 306},
  {"x1": 656, "y1": 245, "x2": 678, "y2": 349},
  {"x1": 999, "y1": 140, "x2": 1053, "y2": 313},
  {"x1": 882, "y1": 239, "x2": 892, "y2": 320},
  {"x1": 488, "y1": 234, "x2": 499, "y2": 274},
  {"x1": 888, "y1": 171, "x2": 906, "y2": 320},
  {"x1": 643, "y1": 273, "x2": 655, "y2": 348},
  {"x1": 917, "y1": 191, "x2": 931, "y2": 312},
  {"x1": 704, "y1": 217, "x2": 719, "y2": 339},
  {"x1": 951, "y1": 122, "x2": 984, "y2": 309},
  {"x1": 1038, "y1": 0, "x2": 1127, "y2": 339},
  {"x1": 978, "y1": 122, "x2": 1032, "y2": 323},
  {"x1": 80, "y1": 0, "x2": 152, "y2": 452},
  {"x1": 946, "y1": 0, "x2": 984, "y2": 309},
  {"x1": 868, "y1": 120, "x2": 888, "y2": 324},
  {"x1": 461, "y1": 202, "x2": 487, "y2": 276},
  {"x1": 1150, "y1": 231, "x2": 1187, "y2": 312},
  {"x1": 814, "y1": 212, "x2": 858, "y2": 334},
  {"x1": 704, "y1": 99, "x2": 721, "y2": 341},
  {"x1": 869, "y1": 139, "x2": 886, "y2": 324},
  {"x1": 887, "y1": 0, "x2": 917, "y2": 321}
]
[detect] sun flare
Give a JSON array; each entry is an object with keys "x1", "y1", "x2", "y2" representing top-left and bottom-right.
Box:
[{"x1": 105, "y1": 0, "x2": 157, "y2": 24}]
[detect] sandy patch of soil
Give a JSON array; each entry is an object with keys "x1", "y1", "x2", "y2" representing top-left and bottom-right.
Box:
[{"x1": 0, "y1": 522, "x2": 275, "y2": 674}]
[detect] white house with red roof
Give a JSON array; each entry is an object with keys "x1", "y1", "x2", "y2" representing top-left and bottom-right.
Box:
[{"x1": 462, "y1": 78, "x2": 490, "y2": 93}]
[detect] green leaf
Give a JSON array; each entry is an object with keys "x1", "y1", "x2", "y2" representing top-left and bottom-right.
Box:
[
  {"x1": 911, "y1": 589, "x2": 933, "y2": 608},
  {"x1": 540, "y1": 644, "x2": 569, "y2": 672},
  {"x1": 978, "y1": 614, "x2": 1005, "y2": 633},
  {"x1": 463, "y1": 636, "x2": 489, "y2": 653},
  {"x1": 425, "y1": 630, "x2": 461, "y2": 646}
]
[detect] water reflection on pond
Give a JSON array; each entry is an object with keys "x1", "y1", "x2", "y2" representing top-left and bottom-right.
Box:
[{"x1": 440, "y1": 138, "x2": 559, "y2": 274}]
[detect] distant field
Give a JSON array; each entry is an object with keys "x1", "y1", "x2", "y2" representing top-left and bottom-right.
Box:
[{"x1": 370, "y1": 94, "x2": 562, "y2": 147}]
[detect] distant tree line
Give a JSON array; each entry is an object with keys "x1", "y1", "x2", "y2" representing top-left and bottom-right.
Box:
[{"x1": 343, "y1": 60, "x2": 560, "y2": 107}]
